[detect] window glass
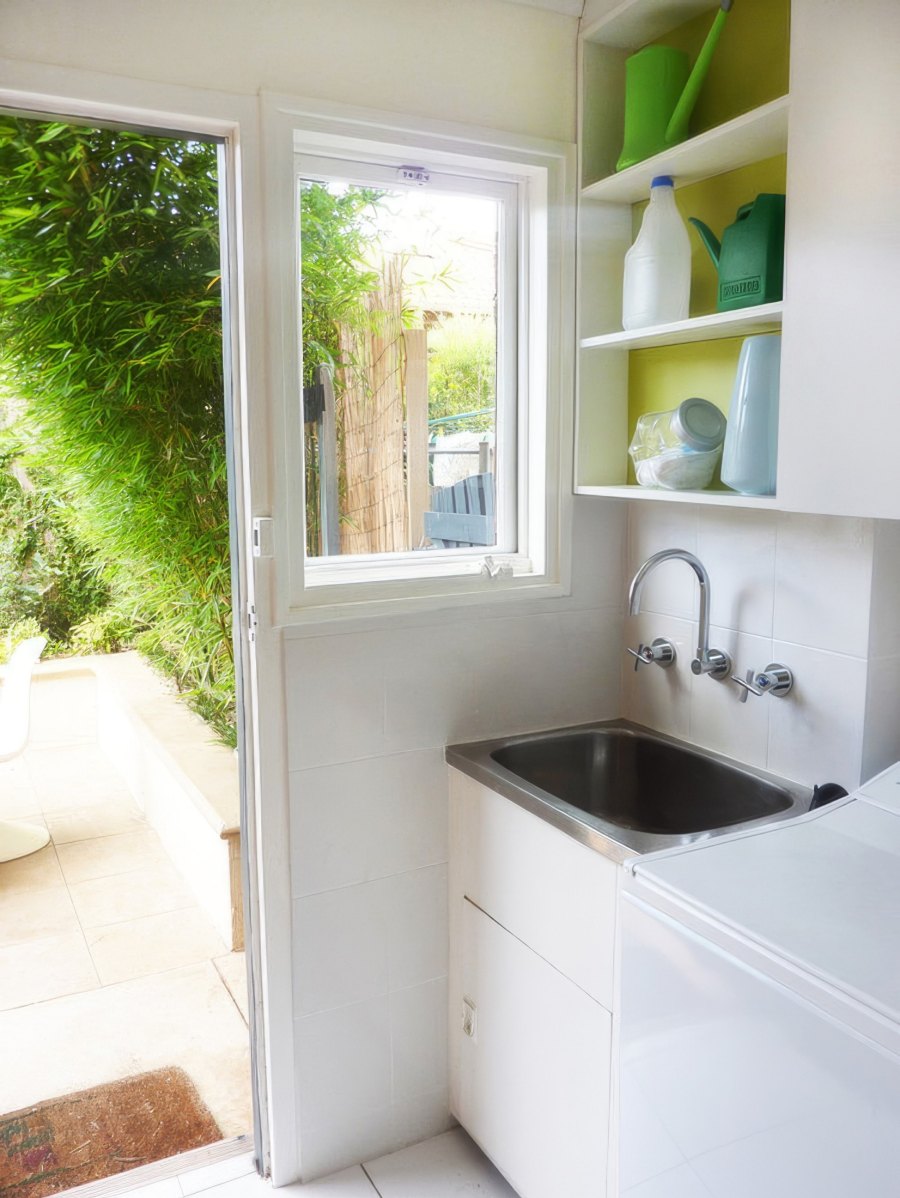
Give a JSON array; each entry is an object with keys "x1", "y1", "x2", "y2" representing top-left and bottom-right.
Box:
[{"x1": 298, "y1": 169, "x2": 509, "y2": 562}]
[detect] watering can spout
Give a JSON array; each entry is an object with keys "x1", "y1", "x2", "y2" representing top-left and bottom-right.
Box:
[
  {"x1": 688, "y1": 217, "x2": 721, "y2": 268},
  {"x1": 664, "y1": 0, "x2": 735, "y2": 147}
]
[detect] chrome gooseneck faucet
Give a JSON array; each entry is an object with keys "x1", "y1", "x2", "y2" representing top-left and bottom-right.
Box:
[{"x1": 628, "y1": 548, "x2": 731, "y2": 679}]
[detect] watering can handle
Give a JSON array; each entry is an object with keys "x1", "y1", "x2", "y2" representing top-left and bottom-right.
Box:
[{"x1": 665, "y1": 1, "x2": 735, "y2": 147}]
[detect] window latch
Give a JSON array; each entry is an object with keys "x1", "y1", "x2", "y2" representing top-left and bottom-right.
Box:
[{"x1": 481, "y1": 555, "x2": 513, "y2": 580}]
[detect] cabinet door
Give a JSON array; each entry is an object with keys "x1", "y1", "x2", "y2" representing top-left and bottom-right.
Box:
[
  {"x1": 452, "y1": 899, "x2": 611, "y2": 1198},
  {"x1": 778, "y1": 0, "x2": 900, "y2": 517},
  {"x1": 450, "y1": 770, "x2": 619, "y2": 1010}
]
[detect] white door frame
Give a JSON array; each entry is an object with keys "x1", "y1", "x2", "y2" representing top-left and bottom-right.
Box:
[{"x1": 0, "y1": 60, "x2": 298, "y2": 1186}]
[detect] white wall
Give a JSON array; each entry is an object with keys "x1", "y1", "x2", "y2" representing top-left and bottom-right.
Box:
[
  {"x1": 1, "y1": 0, "x2": 629, "y2": 1181},
  {"x1": 623, "y1": 503, "x2": 900, "y2": 791},
  {"x1": 284, "y1": 498, "x2": 624, "y2": 1177},
  {"x1": 0, "y1": 0, "x2": 577, "y2": 143}
]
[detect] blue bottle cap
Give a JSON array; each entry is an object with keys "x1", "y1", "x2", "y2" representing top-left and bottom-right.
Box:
[{"x1": 651, "y1": 175, "x2": 675, "y2": 189}]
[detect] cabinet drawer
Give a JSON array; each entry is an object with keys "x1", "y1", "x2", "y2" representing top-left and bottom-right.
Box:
[
  {"x1": 450, "y1": 768, "x2": 618, "y2": 1009},
  {"x1": 453, "y1": 898, "x2": 611, "y2": 1198}
]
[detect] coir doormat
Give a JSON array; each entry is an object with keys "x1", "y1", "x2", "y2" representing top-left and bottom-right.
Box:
[{"x1": 0, "y1": 1067, "x2": 222, "y2": 1198}]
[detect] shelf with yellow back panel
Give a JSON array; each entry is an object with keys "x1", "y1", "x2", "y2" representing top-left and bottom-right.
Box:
[{"x1": 575, "y1": 0, "x2": 791, "y2": 506}]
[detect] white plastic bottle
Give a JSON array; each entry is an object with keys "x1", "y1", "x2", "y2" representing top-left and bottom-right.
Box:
[{"x1": 622, "y1": 176, "x2": 691, "y2": 331}]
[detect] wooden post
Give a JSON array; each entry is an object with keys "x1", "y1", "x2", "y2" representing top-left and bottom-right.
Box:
[
  {"x1": 404, "y1": 329, "x2": 429, "y2": 549},
  {"x1": 318, "y1": 365, "x2": 340, "y2": 555}
]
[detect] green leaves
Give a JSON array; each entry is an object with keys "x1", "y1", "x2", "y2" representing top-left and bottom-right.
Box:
[{"x1": 0, "y1": 117, "x2": 234, "y2": 741}]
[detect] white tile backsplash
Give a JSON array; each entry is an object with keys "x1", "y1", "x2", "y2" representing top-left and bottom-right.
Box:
[
  {"x1": 688, "y1": 626, "x2": 772, "y2": 768},
  {"x1": 765, "y1": 642, "x2": 867, "y2": 788},
  {"x1": 624, "y1": 503, "x2": 895, "y2": 790},
  {"x1": 627, "y1": 504, "x2": 700, "y2": 621},
  {"x1": 860, "y1": 654, "x2": 900, "y2": 782},
  {"x1": 869, "y1": 521, "x2": 900, "y2": 658},
  {"x1": 697, "y1": 506, "x2": 777, "y2": 637},
  {"x1": 622, "y1": 613, "x2": 694, "y2": 740},
  {"x1": 773, "y1": 513, "x2": 874, "y2": 657}
]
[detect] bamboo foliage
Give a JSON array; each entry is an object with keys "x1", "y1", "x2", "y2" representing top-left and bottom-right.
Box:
[{"x1": 336, "y1": 257, "x2": 409, "y2": 555}]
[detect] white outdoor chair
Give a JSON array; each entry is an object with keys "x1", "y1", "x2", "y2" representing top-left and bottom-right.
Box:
[{"x1": 0, "y1": 636, "x2": 51, "y2": 862}]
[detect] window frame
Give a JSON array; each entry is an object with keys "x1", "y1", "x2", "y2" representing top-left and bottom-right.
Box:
[
  {"x1": 261, "y1": 95, "x2": 575, "y2": 621},
  {"x1": 295, "y1": 152, "x2": 519, "y2": 568}
]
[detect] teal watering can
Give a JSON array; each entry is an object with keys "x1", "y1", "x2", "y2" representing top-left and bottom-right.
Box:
[{"x1": 616, "y1": 0, "x2": 734, "y2": 172}]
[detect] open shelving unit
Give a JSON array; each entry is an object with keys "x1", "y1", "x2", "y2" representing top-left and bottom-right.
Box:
[{"x1": 575, "y1": 0, "x2": 791, "y2": 505}]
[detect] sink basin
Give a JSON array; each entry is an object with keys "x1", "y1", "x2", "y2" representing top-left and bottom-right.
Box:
[{"x1": 447, "y1": 720, "x2": 812, "y2": 859}]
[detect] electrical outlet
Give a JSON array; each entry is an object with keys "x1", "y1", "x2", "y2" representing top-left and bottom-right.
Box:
[{"x1": 462, "y1": 996, "x2": 477, "y2": 1040}]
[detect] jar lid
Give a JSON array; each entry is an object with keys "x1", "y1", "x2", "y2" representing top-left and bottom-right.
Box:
[{"x1": 671, "y1": 397, "x2": 727, "y2": 451}]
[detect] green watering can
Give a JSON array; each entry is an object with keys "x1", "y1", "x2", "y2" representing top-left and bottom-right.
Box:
[
  {"x1": 616, "y1": 0, "x2": 734, "y2": 172},
  {"x1": 689, "y1": 194, "x2": 786, "y2": 311}
]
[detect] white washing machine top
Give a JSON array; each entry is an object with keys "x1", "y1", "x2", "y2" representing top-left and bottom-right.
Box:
[{"x1": 630, "y1": 761, "x2": 900, "y2": 1033}]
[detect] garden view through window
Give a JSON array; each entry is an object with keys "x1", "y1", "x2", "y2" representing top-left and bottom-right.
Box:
[{"x1": 298, "y1": 165, "x2": 513, "y2": 563}]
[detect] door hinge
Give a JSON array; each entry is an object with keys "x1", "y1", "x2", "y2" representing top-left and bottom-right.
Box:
[
  {"x1": 252, "y1": 517, "x2": 274, "y2": 558},
  {"x1": 247, "y1": 604, "x2": 259, "y2": 641}
]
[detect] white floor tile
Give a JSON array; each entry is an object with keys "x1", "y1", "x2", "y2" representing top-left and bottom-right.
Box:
[
  {"x1": 56, "y1": 827, "x2": 169, "y2": 884},
  {"x1": 178, "y1": 1150, "x2": 257, "y2": 1195},
  {"x1": 0, "y1": 883, "x2": 80, "y2": 947},
  {"x1": 0, "y1": 841, "x2": 65, "y2": 895},
  {"x1": 45, "y1": 796, "x2": 146, "y2": 844},
  {"x1": 69, "y1": 859, "x2": 196, "y2": 928},
  {"x1": 0, "y1": 929, "x2": 99, "y2": 1009},
  {"x1": 86, "y1": 906, "x2": 229, "y2": 985},
  {"x1": 364, "y1": 1128, "x2": 518, "y2": 1197}
]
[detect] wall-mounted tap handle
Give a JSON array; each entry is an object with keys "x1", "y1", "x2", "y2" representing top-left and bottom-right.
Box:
[
  {"x1": 755, "y1": 664, "x2": 794, "y2": 698},
  {"x1": 627, "y1": 638, "x2": 676, "y2": 672},
  {"x1": 731, "y1": 668, "x2": 763, "y2": 703},
  {"x1": 731, "y1": 663, "x2": 794, "y2": 701},
  {"x1": 626, "y1": 643, "x2": 650, "y2": 671}
]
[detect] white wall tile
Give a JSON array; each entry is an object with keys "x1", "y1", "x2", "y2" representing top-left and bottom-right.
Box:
[
  {"x1": 571, "y1": 494, "x2": 627, "y2": 608},
  {"x1": 390, "y1": 977, "x2": 448, "y2": 1102},
  {"x1": 773, "y1": 514, "x2": 874, "y2": 657},
  {"x1": 622, "y1": 614, "x2": 694, "y2": 740},
  {"x1": 869, "y1": 521, "x2": 900, "y2": 658},
  {"x1": 389, "y1": 1088, "x2": 456, "y2": 1152},
  {"x1": 767, "y1": 642, "x2": 868, "y2": 789},
  {"x1": 290, "y1": 750, "x2": 448, "y2": 898},
  {"x1": 284, "y1": 633, "x2": 388, "y2": 771},
  {"x1": 862, "y1": 655, "x2": 900, "y2": 781},
  {"x1": 293, "y1": 883, "x2": 389, "y2": 1016},
  {"x1": 697, "y1": 506, "x2": 777, "y2": 637},
  {"x1": 688, "y1": 627, "x2": 772, "y2": 768},
  {"x1": 299, "y1": 1105, "x2": 396, "y2": 1185},
  {"x1": 626, "y1": 503, "x2": 700, "y2": 620},
  {"x1": 295, "y1": 996, "x2": 392, "y2": 1129},
  {"x1": 385, "y1": 865, "x2": 448, "y2": 991},
  {"x1": 381, "y1": 612, "x2": 613, "y2": 753}
]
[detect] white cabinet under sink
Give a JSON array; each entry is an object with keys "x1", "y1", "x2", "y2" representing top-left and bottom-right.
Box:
[{"x1": 448, "y1": 768, "x2": 620, "y2": 1198}]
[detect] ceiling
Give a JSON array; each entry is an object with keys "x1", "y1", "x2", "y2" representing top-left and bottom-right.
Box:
[{"x1": 499, "y1": 0, "x2": 585, "y2": 16}]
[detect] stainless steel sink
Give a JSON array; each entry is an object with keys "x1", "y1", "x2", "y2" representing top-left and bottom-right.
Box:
[{"x1": 446, "y1": 720, "x2": 812, "y2": 859}]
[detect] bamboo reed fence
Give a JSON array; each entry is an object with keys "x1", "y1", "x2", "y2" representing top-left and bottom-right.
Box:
[{"x1": 337, "y1": 258, "x2": 410, "y2": 555}]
